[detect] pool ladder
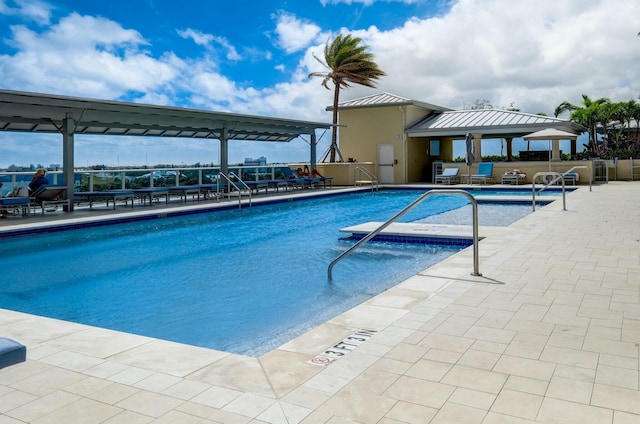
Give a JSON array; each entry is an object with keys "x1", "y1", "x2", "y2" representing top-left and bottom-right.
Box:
[
  {"x1": 328, "y1": 189, "x2": 481, "y2": 280},
  {"x1": 217, "y1": 172, "x2": 252, "y2": 208},
  {"x1": 354, "y1": 167, "x2": 379, "y2": 191}
]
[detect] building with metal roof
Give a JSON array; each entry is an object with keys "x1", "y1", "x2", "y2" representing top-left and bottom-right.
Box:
[
  {"x1": 333, "y1": 92, "x2": 586, "y2": 183},
  {"x1": 406, "y1": 108, "x2": 583, "y2": 138}
]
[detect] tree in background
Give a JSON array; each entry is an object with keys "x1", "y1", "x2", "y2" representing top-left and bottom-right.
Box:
[
  {"x1": 309, "y1": 34, "x2": 385, "y2": 162},
  {"x1": 556, "y1": 94, "x2": 640, "y2": 158},
  {"x1": 555, "y1": 95, "x2": 611, "y2": 156}
]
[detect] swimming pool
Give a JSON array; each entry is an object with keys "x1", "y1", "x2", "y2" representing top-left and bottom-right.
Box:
[{"x1": 0, "y1": 189, "x2": 537, "y2": 356}]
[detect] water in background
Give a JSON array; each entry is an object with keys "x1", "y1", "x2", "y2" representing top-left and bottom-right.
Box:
[{"x1": 0, "y1": 190, "x2": 529, "y2": 355}]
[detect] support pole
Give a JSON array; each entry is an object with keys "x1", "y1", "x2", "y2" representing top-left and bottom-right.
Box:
[
  {"x1": 310, "y1": 130, "x2": 317, "y2": 170},
  {"x1": 62, "y1": 114, "x2": 75, "y2": 211},
  {"x1": 220, "y1": 126, "x2": 229, "y2": 176}
]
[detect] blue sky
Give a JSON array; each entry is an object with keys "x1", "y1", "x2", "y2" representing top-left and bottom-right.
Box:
[{"x1": 0, "y1": 0, "x2": 639, "y2": 168}]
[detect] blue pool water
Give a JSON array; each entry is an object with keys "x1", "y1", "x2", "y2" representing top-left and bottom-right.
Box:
[{"x1": 0, "y1": 190, "x2": 534, "y2": 356}]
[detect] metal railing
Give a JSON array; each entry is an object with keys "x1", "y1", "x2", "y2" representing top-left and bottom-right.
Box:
[
  {"x1": 532, "y1": 172, "x2": 566, "y2": 211},
  {"x1": 354, "y1": 167, "x2": 379, "y2": 191},
  {"x1": 537, "y1": 165, "x2": 592, "y2": 194},
  {"x1": 532, "y1": 165, "x2": 592, "y2": 212},
  {"x1": 328, "y1": 189, "x2": 481, "y2": 280},
  {"x1": 218, "y1": 172, "x2": 252, "y2": 208}
]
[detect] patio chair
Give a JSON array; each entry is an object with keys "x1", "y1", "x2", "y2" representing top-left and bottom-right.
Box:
[
  {"x1": 0, "y1": 337, "x2": 26, "y2": 370},
  {"x1": 470, "y1": 162, "x2": 494, "y2": 184},
  {"x1": 0, "y1": 197, "x2": 30, "y2": 217},
  {"x1": 281, "y1": 167, "x2": 319, "y2": 189},
  {"x1": 30, "y1": 185, "x2": 69, "y2": 214},
  {"x1": 434, "y1": 168, "x2": 460, "y2": 184}
]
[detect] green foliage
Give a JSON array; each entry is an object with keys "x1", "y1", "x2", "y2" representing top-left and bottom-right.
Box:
[{"x1": 555, "y1": 94, "x2": 640, "y2": 158}]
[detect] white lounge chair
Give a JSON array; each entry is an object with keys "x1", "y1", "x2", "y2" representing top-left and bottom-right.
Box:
[{"x1": 434, "y1": 168, "x2": 460, "y2": 184}]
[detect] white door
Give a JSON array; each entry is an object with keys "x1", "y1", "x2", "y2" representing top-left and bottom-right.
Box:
[{"x1": 377, "y1": 144, "x2": 394, "y2": 184}]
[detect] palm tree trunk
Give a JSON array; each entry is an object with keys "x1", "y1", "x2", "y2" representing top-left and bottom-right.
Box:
[{"x1": 330, "y1": 85, "x2": 341, "y2": 163}]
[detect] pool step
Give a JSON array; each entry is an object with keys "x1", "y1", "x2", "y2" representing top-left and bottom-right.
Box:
[{"x1": 340, "y1": 222, "x2": 508, "y2": 245}]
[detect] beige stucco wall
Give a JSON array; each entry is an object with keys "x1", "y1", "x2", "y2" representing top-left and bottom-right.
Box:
[
  {"x1": 337, "y1": 105, "x2": 432, "y2": 184},
  {"x1": 291, "y1": 162, "x2": 376, "y2": 186}
]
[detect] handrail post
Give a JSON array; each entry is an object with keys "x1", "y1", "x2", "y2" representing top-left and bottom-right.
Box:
[
  {"x1": 328, "y1": 189, "x2": 481, "y2": 280},
  {"x1": 532, "y1": 172, "x2": 566, "y2": 211}
]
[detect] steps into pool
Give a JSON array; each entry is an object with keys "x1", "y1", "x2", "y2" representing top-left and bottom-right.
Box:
[{"x1": 340, "y1": 222, "x2": 503, "y2": 246}]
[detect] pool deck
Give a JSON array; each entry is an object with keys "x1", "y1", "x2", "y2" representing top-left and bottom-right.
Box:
[{"x1": 1, "y1": 182, "x2": 640, "y2": 423}]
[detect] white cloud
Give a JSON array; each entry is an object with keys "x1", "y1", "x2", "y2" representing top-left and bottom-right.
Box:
[
  {"x1": 343, "y1": 0, "x2": 640, "y2": 115},
  {"x1": 178, "y1": 28, "x2": 241, "y2": 61},
  {"x1": 0, "y1": 13, "x2": 179, "y2": 98},
  {"x1": 273, "y1": 12, "x2": 324, "y2": 53},
  {"x1": 0, "y1": 0, "x2": 52, "y2": 25},
  {"x1": 1, "y1": 0, "x2": 640, "y2": 167},
  {"x1": 319, "y1": 0, "x2": 419, "y2": 6},
  {"x1": 177, "y1": 28, "x2": 213, "y2": 46}
]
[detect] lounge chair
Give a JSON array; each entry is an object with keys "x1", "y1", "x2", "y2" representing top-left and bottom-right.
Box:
[
  {"x1": 0, "y1": 197, "x2": 30, "y2": 217},
  {"x1": 470, "y1": 162, "x2": 494, "y2": 184},
  {"x1": 281, "y1": 167, "x2": 318, "y2": 189},
  {"x1": 168, "y1": 186, "x2": 202, "y2": 202},
  {"x1": 0, "y1": 337, "x2": 26, "y2": 369},
  {"x1": 133, "y1": 187, "x2": 169, "y2": 206},
  {"x1": 501, "y1": 170, "x2": 526, "y2": 185},
  {"x1": 74, "y1": 190, "x2": 135, "y2": 209},
  {"x1": 434, "y1": 168, "x2": 460, "y2": 184},
  {"x1": 30, "y1": 185, "x2": 69, "y2": 214}
]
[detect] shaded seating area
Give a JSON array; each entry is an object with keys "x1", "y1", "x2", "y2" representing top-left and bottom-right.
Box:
[
  {"x1": 434, "y1": 168, "x2": 460, "y2": 184},
  {"x1": 470, "y1": 162, "x2": 494, "y2": 184},
  {"x1": 30, "y1": 186, "x2": 70, "y2": 214}
]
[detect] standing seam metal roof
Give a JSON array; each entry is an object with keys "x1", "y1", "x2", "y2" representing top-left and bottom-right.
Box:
[
  {"x1": 406, "y1": 109, "x2": 585, "y2": 137},
  {"x1": 328, "y1": 92, "x2": 452, "y2": 112},
  {"x1": 0, "y1": 89, "x2": 332, "y2": 142}
]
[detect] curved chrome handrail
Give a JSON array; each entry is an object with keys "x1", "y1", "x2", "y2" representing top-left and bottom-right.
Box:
[{"x1": 328, "y1": 189, "x2": 481, "y2": 280}]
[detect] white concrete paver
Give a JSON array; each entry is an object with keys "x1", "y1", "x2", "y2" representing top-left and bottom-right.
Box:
[{"x1": 1, "y1": 183, "x2": 640, "y2": 423}]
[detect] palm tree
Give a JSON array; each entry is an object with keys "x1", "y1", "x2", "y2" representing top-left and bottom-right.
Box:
[
  {"x1": 619, "y1": 99, "x2": 640, "y2": 148},
  {"x1": 555, "y1": 94, "x2": 610, "y2": 156},
  {"x1": 309, "y1": 34, "x2": 386, "y2": 162}
]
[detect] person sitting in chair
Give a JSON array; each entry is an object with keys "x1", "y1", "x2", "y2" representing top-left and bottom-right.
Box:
[{"x1": 28, "y1": 168, "x2": 49, "y2": 194}]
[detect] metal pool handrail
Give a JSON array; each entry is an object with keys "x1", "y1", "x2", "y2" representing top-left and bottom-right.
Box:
[
  {"x1": 537, "y1": 165, "x2": 592, "y2": 194},
  {"x1": 327, "y1": 189, "x2": 481, "y2": 280},
  {"x1": 532, "y1": 172, "x2": 566, "y2": 212},
  {"x1": 219, "y1": 172, "x2": 252, "y2": 208}
]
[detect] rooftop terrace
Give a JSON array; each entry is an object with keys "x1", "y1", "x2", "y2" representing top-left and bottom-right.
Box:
[{"x1": 1, "y1": 182, "x2": 639, "y2": 423}]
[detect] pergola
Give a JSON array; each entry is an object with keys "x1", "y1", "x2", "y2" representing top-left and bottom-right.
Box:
[
  {"x1": 0, "y1": 89, "x2": 332, "y2": 209},
  {"x1": 406, "y1": 108, "x2": 587, "y2": 161}
]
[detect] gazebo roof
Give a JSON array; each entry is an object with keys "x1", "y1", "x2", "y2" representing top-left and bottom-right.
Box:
[{"x1": 406, "y1": 108, "x2": 586, "y2": 138}]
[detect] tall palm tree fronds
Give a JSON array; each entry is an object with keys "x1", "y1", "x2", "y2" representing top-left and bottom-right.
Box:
[
  {"x1": 555, "y1": 94, "x2": 610, "y2": 156},
  {"x1": 309, "y1": 34, "x2": 386, "y2": 162}
]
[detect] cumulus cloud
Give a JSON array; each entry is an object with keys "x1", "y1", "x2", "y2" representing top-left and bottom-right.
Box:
[
  {"x1": 177, "y1": 28, "x2": 241, "y2": 61},
  {"x1": 0, "y1": 0, "x2": 52, "y2": 25},
  {"x1": 1, "y1": 0, "x2": 639, "y2": 166},
  {"x1": 273, "y1": 12, "x2": 324, "y2": 53},
  {"x1": 341, "y1": 0, "x2": 640, "y2": 115},
  {"x1": 0, "y1": 13, "x2": 181, "y2": 99}
]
